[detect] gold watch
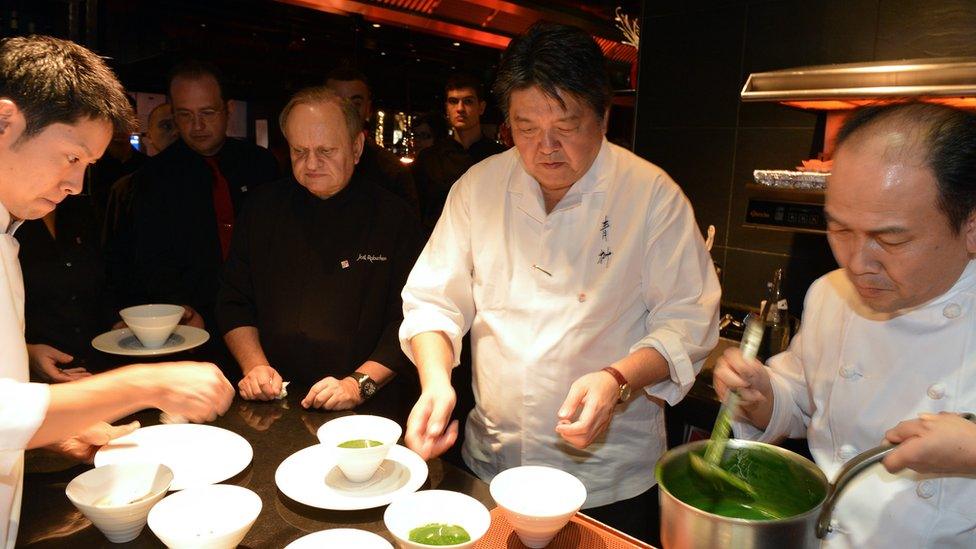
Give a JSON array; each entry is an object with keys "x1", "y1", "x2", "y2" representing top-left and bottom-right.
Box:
[{"x1": 602, "y1": 366, "x2": 631, "y2": 403}]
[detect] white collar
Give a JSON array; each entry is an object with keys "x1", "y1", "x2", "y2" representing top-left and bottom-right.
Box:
[{"x1": 0, "y1": 202, "x2": 21, "y2": 236}]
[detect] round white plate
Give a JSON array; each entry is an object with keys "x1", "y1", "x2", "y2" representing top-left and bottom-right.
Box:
[
  {"x1": 95, "y1": 424, "x2": 253, "y2": 490},
  {"x1": 276, "y1": 444, "x2": 428, "y2": 511},
  {"x1": 285, "y1": 529, "x2": 392, "y2": 549},
  {"x1": 91, "y1": 325, "x2": 210, "y2": 356}
]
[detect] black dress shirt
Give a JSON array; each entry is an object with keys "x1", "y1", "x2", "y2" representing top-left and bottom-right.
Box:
[
  {"x1": 412, "y1": 135, "x2": 507, "y2": 228},
  {"x1": 16, "y1": 197, "x2": 115, "y2": 362},
  {"x1": 104, "y1": 138, "x2": 279, "y2": 329},
  {"x1": 216, "y1": 174, "x2": 426, "y2": 414}
]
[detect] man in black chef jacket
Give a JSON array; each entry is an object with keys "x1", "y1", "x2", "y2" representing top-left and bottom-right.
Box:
[
  {"x1": 104, "y1": 61, "x2": 279, "y2": 341},
  {"x1": 216, "y1": 86, "x2": 425, "y2": 421}
]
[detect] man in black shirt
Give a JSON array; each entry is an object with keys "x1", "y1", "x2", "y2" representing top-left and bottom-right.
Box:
[
  {"x1": 217, "y1": 86, "x2": 425, "y2": 420},
  {"x1": 412, "y1": 73, "x2": 507, "y2": 228},
  {"x1": 104, "y1": 61, "x2": 278, "y2": 338},
  {"x1": 325, "y1": 68, "x2": 420, "y2": 214}
]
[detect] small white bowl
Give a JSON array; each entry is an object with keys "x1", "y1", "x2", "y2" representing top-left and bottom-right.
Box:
[
  {"x1": 65, "y1": 463, "x2": 174, "y2": 543},
  {"x1": 489, "y1": 466, "x2": 587, "y2": 548},
  {"x1": 147, "y1": 484, "x2": 261, "y2": 548},
  {"x1": 119, "y1": 304, "x2": 184, "y2": 348},
  {"x1": 316, "y1": 415, "x2": 402, "y2": 482},
  {"x1": 384, "y1": 490, "x2": 491, "y2": 549},
  {"x1": 285, "y1": 528, "x2": 393, "y2": 548}
]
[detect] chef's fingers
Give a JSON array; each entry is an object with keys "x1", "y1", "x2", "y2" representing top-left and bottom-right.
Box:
[
  {"x1": 238, "y1": 377, "x2": 254, "y2": 400},
  {"x1": 302, "y1": 377, "x2": 333, "y2": 408},
  {"x1": 885, "y1": 418, "x2": 927, "y2": 445},
  {"x1": 258, "y1": 372, "x2": 282, "y2": 400},
  {"x1": 557, "y1": 383, "x2": 585, "y2": 421}
]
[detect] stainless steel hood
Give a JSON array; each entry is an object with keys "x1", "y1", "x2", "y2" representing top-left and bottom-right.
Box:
[{"x1": 741, "y1": 57, "x2": 976, "y2": 108}]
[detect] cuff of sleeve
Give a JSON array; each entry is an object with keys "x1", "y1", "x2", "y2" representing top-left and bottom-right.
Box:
[
  {"x1": 0, "y1": 380, "x2": 50, "y2": 475},
  {"x1": 633, "y1": 331, "x2": 697, "y2": 406},
  {"x1": 399, "y1": 309, "x2": 464, "y2": 367},
  {"x1": 731, "y1": 370, "x2": 793, "y2": 443}
]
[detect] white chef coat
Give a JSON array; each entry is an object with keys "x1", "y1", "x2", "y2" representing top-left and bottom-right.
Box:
[
  {"x1": 735, "y1": 264, "x2": 976, "y2": 548},
  {"x1": 0, "y1": 203, "x2": 51, "y2": 549},
  {"x1": 401, "y1": 139, "x2": 720, "y2": 507}
]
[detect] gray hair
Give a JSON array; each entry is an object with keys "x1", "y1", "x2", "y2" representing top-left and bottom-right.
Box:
[{"x1": 279, "y1": 86, "x2": 363, "y2": 142}]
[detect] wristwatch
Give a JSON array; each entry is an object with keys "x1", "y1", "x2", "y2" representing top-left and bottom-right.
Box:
[
  {"x1": 347, "y1": 371, "x2": 378, "y2": 401},
  {"x1": 602, "y1": 366, "x2": 631, "y2": 403}
]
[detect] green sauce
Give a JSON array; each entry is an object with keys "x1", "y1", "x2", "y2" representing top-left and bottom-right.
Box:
[
  {"x1": 408, "y1": 523, "x2": 471, "y2": 546},
  {"x1": 337, "y1": 439, "x2": 383, "y2": 448},
  {"x1": 658, "y1": 446, "x2": 826, "y2": 521}
]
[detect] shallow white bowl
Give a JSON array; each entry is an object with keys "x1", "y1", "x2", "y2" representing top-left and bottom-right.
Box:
[
  {"x1": 119, "y1": 304, "x2": 184, "y2": 348},
  {"x1": 489, "y1": 466, "x2": 587, "y2": 548},
  {"x1": 316, "y1": 415, "x2": 402, "y2": 482},
  {"x1": 285, "y1": 528, "x2": 393, "y2": 548},
  {"x1": 384, "y1": 490, "x2": 491, "y2": 549},
  {"x1": 147, "y1": 484, "x2": 261, "y2": 548},
  {"x1": 65, "y1": 463, "x2": 174, "y2": 543}
]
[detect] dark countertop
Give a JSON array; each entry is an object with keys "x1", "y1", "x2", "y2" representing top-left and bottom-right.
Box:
[{"x1": 17, "y1": 391, "x2": 493, "y2": 548}]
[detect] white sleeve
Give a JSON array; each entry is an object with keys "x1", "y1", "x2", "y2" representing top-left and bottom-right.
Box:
[
  {"x1": 399, "y1": 177, "x2": 475, "y2": 367},
  {"x1": 634, "y1": 174, "x2": 721, "y2": 405},
  {"x1": 0, "y1": 380, "x2": 50, "y2": 474}
]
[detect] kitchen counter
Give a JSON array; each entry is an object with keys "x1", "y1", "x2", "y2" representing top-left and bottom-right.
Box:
[{"x1": 16, "y1": 391, "x2": 493, "y2": 548}]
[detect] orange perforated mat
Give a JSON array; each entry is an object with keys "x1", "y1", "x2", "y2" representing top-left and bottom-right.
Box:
[{"x1": 473, "y1": 507, "x2": 655, "y2": 548}]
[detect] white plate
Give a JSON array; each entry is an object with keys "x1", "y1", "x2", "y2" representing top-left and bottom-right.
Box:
[
  {"x1": 285, "y1": 529, "x2": 392, "y2": 549},
  {"x1": 91, "y1": 325, "x2": 210, "y2": 356},
  {"x1": 95, "y1": 424, "x2": 253, "y2": 490},
  {"x1": 276, "y1": 444, "x2": 427, "y2": 511}
]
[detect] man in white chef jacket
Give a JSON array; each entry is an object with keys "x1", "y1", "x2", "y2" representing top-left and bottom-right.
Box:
[
  {"x1": 400, "y1": 22, "x2": 720, "y2": 544},
  {"x1": 0, "y1": 36, "x2": 235, "y2": 548},
  {"x1": 715, "y1": 102, "x2": 976, "y2": 548}
]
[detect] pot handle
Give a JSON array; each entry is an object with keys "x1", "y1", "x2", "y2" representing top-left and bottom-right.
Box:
[{"x1": 816, "y1": 412, "x2": 976, "y2": 539}]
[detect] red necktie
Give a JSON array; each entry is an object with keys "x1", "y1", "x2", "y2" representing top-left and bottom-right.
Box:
[{"x1": 203, "y1": 156, "x2": 234, "y2": 260}]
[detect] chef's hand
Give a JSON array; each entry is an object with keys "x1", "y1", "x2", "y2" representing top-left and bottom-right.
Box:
[
  {"x1": 883, "y1": 412, "x2": 976, "y2": 474},
  {"x1": 712, "y1": 348, "x2": 774, "y2": 430},
  {"x1": 238, "y1": 365, "x2": 284, "y2": 401},
  {"x1": 179, "y1": 305, "x2": 205, "y2": 329},
  {"x1": 51, "y1": 421, "x2": 140, "y2": 463},
  {"x1": 27, "y1": 344, "x2": 91, "y2": 383},
  {"x1": 141, "y1": 362, "x2": 235, "y2": 422},
  {"x1": 554, "y1": 370, "x2": 619, "y2": 449},
  {"x1": 302, "y1": 376, "x2": 362, "y2": 410},
  {"x1": 405, "y1": 383, "x2": 458, "y2": 460}
]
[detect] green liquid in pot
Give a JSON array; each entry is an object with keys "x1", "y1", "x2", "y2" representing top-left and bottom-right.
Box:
[
  {"x1": 337, "y1": 439, "x2": 383, "y2": 448},
  {"x1": 408, "y1": 523, "x2": 471, "y2": 545},
  {"x1": 659, "y1": 446, "x2": 827, "y2": 520}
]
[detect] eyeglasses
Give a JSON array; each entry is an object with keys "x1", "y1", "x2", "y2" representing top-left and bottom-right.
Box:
[{"x1": 174, "y1": 108, "x2": 224, "y2": 124}]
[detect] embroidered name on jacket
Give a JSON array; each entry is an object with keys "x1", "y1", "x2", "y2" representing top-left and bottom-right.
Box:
[{"x1": 357, "y1": 254, "x2": 388, "y2": 262}]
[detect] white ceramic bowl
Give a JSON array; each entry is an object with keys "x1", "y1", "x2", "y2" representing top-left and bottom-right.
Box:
[
  {"x1": 316, "y1": 415, "x2": 402, "y2": 482},
  {"x1": 119, "y1": 304, "x2": 184, "y2": 348},
  {"x1": 65, "y1": 463, "x2": 174, "y2": 543},
  {"x1": 489, "y1": 466, "x2": 587, "y2": 548},
  {"x1": 147, "y1": 484, "x2": 261, "y2": 548},
  {"x1": 384, "y1": 490, "x2": 491, "y2": 549},
  {"x1": 284, "y1": 528, "x2": 393, "y2": 548}
]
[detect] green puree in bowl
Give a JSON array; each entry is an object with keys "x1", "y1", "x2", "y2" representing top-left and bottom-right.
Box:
[
  {"x1": 659, "y1": 447, "x2": 826, "y2": 520},
  {"x1": 337, "y1": 439, "x2": 382, "y2": 448},
  {"x1": 408, "y1": 523, "x2": 471, "y2": 546}
]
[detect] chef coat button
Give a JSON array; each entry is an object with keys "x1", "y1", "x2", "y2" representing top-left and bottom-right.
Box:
[
  {"x1": 70, "y1": 295, "x2": 77, "y2": 301},
  {"x1": 916, "y1": 480, "x2": 936, "y2": 499},
  {"x1": 65, "y1": 262, "x2": 72, "y2": 267},
  {"x1": 927, "y1": 383, "x2": 947, "y2": 400},
  {"x1": 839, "y1": 365, "x2": 861, "y2": 380},
  {"x1": 943, "y1": 303, "x2": 961, "y2": 319},
  {"x1": 578, "y1": 293, "x2": 586, "y2": 303},
  {"x1": 838, "y1": 444, "x2": 858, "y2": 460}
]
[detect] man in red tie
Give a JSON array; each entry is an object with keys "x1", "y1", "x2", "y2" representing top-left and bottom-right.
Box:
[{"x1": 105, "y1": 61, "x2": 278, "y2": 374}]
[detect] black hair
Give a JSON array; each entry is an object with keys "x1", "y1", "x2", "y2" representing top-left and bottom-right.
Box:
[
  {"x1": 325, "y1": 67, "x2": 370, "y2": 89},
  {"x1": 0, "y1": 35, "x2": 136, "y2": 137},
  {"x1": 445, "y1": 73, "x2": 485, "y2": 102},
  {"x1": 167, "y1": 59, "x2": 227, "y2": 102},
  {"x1": 493, "y1": 22, "x2": 610, "y2": 120},
  {"x1": 836, "y1": 102, "x2": 976, "y2": 234}
]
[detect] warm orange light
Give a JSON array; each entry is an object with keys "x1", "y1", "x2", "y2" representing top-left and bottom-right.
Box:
[{"x1": 781, "y1": 97, "x2": 976, "y2": 111}]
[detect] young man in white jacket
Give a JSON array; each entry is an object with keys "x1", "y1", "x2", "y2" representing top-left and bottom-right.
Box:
[
  {"x1": 715, "y1": 102, "x2": 976, "y2": 548},
  {"x1": 0, "y1": 36, "x2": 235, "y2": 548}
]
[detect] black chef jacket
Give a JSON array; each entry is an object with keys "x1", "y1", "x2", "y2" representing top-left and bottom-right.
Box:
[
  {"x1": 16, "y1": 196, "x2": 116, "y2": 363},
  {"x1": 412, "y1": 135, "x2": 507, "y2": 228},
  {"x1": 104, "y1": 137, "x2": 279, "y2": 330},
  {"x1": 215, "y1": 174, "x2": 426, "y2": 414}
]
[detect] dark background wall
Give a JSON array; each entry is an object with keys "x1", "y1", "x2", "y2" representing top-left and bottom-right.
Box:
[{"x1": 633, "y1": 0, "x2": 976, "y2": 312}]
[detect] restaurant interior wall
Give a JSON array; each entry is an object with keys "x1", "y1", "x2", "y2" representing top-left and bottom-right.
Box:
[{"x1": 634, "y1": 0, "x2": 976, "y2": 312}]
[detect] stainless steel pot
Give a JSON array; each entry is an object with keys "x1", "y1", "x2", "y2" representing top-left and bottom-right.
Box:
[{"x1": 656, "y1": 439, "x2": 827, "y2": 549}]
